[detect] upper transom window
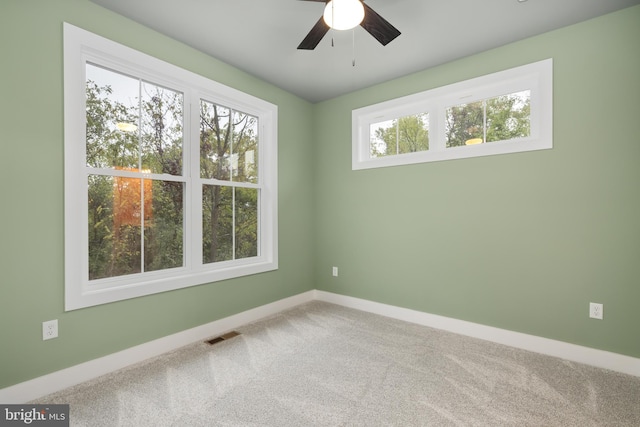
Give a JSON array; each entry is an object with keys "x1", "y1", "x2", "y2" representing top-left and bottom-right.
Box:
[{"x1": 352, "y1": 59, "x2": 552, "y2": 170}]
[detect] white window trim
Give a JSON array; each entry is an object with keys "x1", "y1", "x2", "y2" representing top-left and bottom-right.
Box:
[
  {"x1": 352, "y1": 59, "x2": 553, "y2": 170},
  {"x1": 64, "y1": 23, "x2": 278, "y2": 311}
]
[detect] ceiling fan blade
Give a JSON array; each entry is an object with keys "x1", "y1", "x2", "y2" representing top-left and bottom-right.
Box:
[
  {"x1": 360, "y1": 3, "x2": 401, "y2": 46},
  {"x1": 298, "y1": 16, "x2": 330, "y2": 50}
]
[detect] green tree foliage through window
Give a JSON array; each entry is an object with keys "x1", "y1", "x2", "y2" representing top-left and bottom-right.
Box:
[
  {"x1": 85, "y1": 64, "x2": 184, "y2": 280},
  {"x1": 200, "y1": 101, "x2": 259, "y2": 264},
  {"x1": 446, "y1": 91, "x2": 530, "y2": 147},
  {"x1": 370, "y1": 113, "x2": 429, "y2": 157}
]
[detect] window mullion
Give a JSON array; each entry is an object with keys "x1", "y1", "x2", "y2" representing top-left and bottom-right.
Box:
[
  {"x1": 483, "y1": 100, "x2": 487, "y2": 143},
  {"x1": 395, "y1": 121, "x2": 400, "y2": 155},
  {"x1": 189, "y1": 93, "x2": 202, "y2": 269},
  {"x1": 138, "y1": 78, "x2": 145, "y2": 274},
  {"x1": 230, "y1": 109, "x2": 235, "y2": 183},
  {"x1": 232, "y1": 187, "x2": 236, "y2": 260},
  {"x1": 140, "y1": 176, "x2": 146, "y2": 273},
  {"x1": 436, "y1": 102, "x2": 447, "y2": 153}
]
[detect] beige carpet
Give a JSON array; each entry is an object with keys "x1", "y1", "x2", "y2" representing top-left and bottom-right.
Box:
[{"x1": 34, "y1": 301, "x2": 640, "y2": 426}]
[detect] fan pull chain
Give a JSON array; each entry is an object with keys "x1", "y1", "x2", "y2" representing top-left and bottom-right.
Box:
[
  {"x1": 331, "y1": 2, "x2": 335, "y2": 47},
  {"x1": 352, "y1": 29, "x2": 356, "y2": 66}
]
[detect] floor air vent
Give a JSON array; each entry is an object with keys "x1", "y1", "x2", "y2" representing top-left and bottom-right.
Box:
[{"x1": 206, "y1": 331, "x2": 240, "y2": 345}]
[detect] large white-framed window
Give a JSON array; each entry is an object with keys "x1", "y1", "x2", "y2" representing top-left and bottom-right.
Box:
[
  {"x1": 352, "y1": 59, "x2": 553, "y2": 170},
  {"x1": 64, "y1": 23, "x2": 278, "y2": 311}
]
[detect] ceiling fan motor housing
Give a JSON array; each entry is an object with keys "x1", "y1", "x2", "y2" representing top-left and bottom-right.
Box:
[{"x1": 297, "y1": 0, "x2": 401, "y2": 50}]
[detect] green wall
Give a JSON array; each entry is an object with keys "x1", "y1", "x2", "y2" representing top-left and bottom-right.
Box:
[
  {"x1": 0, "y1": 0, "x2": 315, "y2": 389},
  {"x1": 314, "y1": 6, "x2": 640, "y2": 358},
  {"x1": 1, "y1": 0, "x2": 639, "y2": 392}
]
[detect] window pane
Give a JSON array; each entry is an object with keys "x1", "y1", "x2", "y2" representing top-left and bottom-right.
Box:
[
  {"x1": 370, "y1": 113, "x2": 429, "y2": 157},
  {"x1": 140, "y1": 82, "x2": 184, "y2": 175},
  {"x1": 446, "y1": 91, "x2": 531, "y2": 148},
  {"x1": 202, "y1": 185, "x2": 233, "y2": 263},
  {"x1": 86, "y1": 65, "x2": 184, "y2": 175},
  {"x1": 86, "y1": 64, "x2": 140, "y2": 169},
  {"x1": 232, "y1": 111, "x2": 259, "y2": 184},
  {"x1": 202, "y1": 185, "x2": 258, "y2": 264},
  {"x1": 235, "y1": 187, "x2": 258, "y2": 259},
  {"x1": 200, "y1": 101, "x2": 258, "y2": 183},
  {"x1": 397, "y1": 113, "x2": 429, "y2": 154},
  {"x1": 200, "y1": 101, "x2": 232, "y2": 181},
  {"x1": 88, "y1": 174, "x2": 142, "y2": 280},
  {"x1": 486, "y1": 90, "x2": 530, "y2": 142},
  {"x1": 88, "y1": 174, "x2": 184, "y2": 279},
  {"x1": 88, "y1": 175, "x2": 115, "y2": 280},
  {"x1": 144, "y1": 180, "x2": 184, "y2": 272},
  {"x1": 445, "y1": 100, "x2": 484, "y2": 148},
  {"x1": 370, "y1": 119, "x2": 394, "y2": 158}
]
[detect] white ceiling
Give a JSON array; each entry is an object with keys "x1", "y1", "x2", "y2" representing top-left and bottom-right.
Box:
[{"x1": 90, "y1": 0, "x2": 639, "y2": 103}]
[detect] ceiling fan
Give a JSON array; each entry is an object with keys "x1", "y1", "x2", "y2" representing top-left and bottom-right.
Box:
[{"x1": 297, "y1": 0, "x2": 401, "y2": 50}]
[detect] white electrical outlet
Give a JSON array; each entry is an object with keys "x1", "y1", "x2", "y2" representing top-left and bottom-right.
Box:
[
  {"x1": 589, "y1": 303, "x2": 603, "y2": 320},
  {"x1": 332, "y1": 266, "x2": 338, "y2": 277},
  {"x1": 43, "y1": 319, "x2": 58, "y2": 340}
]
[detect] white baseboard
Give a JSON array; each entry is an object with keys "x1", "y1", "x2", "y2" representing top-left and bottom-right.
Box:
[
  {"x1": 0, "y1": 290, "x2": 315, "y2": 404},
  {"x1": 3, "y1": 289, "x2": 638, "y2": 403},
  {"x1": 314, "y1": 290, "x2": 640, "y2": 377}
]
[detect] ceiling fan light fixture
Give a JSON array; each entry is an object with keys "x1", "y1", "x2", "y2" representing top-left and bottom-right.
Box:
[{"x1": 323, "y1": 0, "x2": 365, "y2": 30}]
